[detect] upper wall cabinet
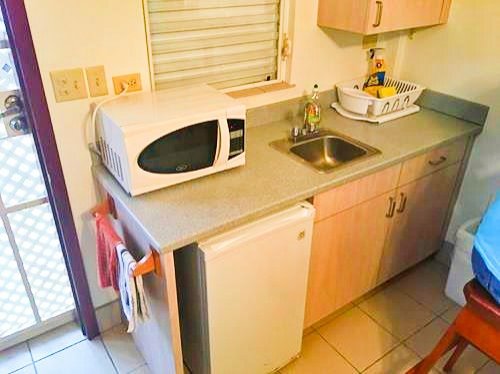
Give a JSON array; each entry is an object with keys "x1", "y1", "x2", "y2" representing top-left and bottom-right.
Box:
[{"x1": 318, "y1": 0, "x2": 452, "y2": 35}]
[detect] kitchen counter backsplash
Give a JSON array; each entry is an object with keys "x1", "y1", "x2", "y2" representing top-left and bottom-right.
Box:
[
  {"x1": 247, "y1": 87, "x2": 489, "y2": 128},
  {"x1": 416, "y1": 89, "x2": 489, "y2": 126},
  {"x1": 246, "y1": 89, "x2": 337, "y2": 128}
]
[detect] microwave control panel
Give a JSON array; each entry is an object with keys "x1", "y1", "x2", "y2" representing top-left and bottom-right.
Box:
[{"x1": 228, "y1": 119, "x2": 245, "y2": 159}]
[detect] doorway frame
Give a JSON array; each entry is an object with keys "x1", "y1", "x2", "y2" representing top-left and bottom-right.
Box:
[{"x1": 0, "y1": 0, "x2": 99, "y2": 339}]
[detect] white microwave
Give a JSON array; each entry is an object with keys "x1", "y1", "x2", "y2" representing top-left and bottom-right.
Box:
[{"x1": 96, "y1": 85, "x2": 246, "y2": 196}]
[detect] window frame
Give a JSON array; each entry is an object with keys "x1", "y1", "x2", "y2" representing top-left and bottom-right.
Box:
[{"x1": 142, "y1": 0, "x2": 292, "y2": 94}]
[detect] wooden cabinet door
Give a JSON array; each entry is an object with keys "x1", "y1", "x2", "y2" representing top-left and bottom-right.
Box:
[
  {"x1": 377, "y1": 163, "x2": 461, "y2": 283},
  {"x1": 365, "y1": 0, "x2": 447, "y2": 34},
  {"x1": 304, "y1": 191, "x2": 395, "y2": 327},
  {"x1": 318, "y1": 0, "x2": 373, "y2": 34}
]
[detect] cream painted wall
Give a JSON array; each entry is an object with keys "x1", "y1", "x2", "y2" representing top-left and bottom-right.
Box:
[
  {"x1": 24, "y1": 0, "x2": 151, "y2": 307},
  {"x1": 24, "y1": 0, "x2": 399, "y2": 307},
  {"x1": 240, "y1": 0, "x2": 401, "y2": 108},
  {"x1": 398, "y1": 0, "x2": 500, "y2": 242}
]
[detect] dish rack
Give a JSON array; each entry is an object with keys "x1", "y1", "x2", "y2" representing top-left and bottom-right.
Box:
[{"x1": 336, "y1": 77, "x2": 425, "y2": 117}]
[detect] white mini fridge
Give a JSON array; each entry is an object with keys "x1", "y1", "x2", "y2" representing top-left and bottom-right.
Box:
[{"x1": 175, "y1": 203, "x2": 315, "y2": 374}]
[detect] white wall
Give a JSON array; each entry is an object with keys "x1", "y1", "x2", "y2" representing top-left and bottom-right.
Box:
[
  {"x1": 24, "y1": 0, "x2": 400, "y2": 307},
  {"x1": 24, "y1": 0, "x2": 151, "y2": 307},
  {"x1": 398, "y1": 0, "x2": 500, "y2": 242}
]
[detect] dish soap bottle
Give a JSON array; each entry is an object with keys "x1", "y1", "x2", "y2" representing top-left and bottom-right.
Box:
[{"x1": 304, "y1": 84, "x2": 321, "y2": 132}]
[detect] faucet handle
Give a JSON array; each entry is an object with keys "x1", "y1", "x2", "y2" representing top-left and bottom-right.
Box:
[{"x1": 290, "y1": 126, "x2": 301, "y2": 139}]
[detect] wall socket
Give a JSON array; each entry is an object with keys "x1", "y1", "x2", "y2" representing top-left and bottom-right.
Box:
[
  {"x1": 112, "y1": 73, "x2": 142, "y2": 94},
  {"x1": 86, "y1": 65, "x2": 108, "y2": 97},
  {"x1": 50, "y1": 68, "x2": 88, "y2": 102}
]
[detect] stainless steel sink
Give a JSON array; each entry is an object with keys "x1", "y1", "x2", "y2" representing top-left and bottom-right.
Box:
[{"x1": 270, "y1": 130, "x2": 380, "y2": 173}]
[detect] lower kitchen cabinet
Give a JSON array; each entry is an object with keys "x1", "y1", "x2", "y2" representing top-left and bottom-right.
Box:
[
  {"x1": 304, "y1": 191, "x2": 395, "y2": 327},
  {"x1": 305, "y1": 139, "x2": 468, "y2": 328},
  {"x1": 377, "y1": 162, "x2": 461, "y2": 283}
]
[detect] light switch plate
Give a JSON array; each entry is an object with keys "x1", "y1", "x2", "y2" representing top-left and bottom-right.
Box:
[
  {"x1": 50, "y1": 68, "x2": 88, "y2": 102},
  {"x1": 86, "y1": 65, "x2": 108, "y2": 97}
]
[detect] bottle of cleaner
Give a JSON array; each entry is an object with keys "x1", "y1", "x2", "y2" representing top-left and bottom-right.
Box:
[
  {"x1": 304, "y1": 84, "x2": 321, "y2": 132},
  {"x1": 363, "y1": 48, "x2": 387, "y2": 97}
]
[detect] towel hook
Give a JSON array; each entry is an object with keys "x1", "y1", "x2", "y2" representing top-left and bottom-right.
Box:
[
  {"x1": 133, "y1": 248, "x2": 161, "y2": 277},
  {"x1": 92, "y1": 195, "x2": 159, "y2": 278},
  {"x1": 91, "y1": 193, "x2": 118, "y2": 219}
]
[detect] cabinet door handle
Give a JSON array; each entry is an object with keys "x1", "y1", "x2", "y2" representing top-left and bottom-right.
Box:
[
  {"x1": 396, "y1": 193, "x2": 407, "y2": 213},
  {"x1": 386, "y1": 196, "x2": 396, "y2": 218},
  {"x1": 373, "y1": 1, "x2": 384, "y2": 27},
  {"x1": 428, "y1": 156, "x2": 447, "y2": 166}
]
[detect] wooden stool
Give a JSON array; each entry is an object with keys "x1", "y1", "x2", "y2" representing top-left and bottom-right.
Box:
[{"x1": 407, "y1": 280, "x2": 500, "y2": 373}]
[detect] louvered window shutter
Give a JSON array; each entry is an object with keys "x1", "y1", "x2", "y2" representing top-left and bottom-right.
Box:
[{"x1": 146, "y1": 0, "x2": 282, "y2": 90}]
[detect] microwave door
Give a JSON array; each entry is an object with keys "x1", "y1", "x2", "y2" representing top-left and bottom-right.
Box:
[
  {"x1": 137, "y1": 120, "x2": 220, "y2": 174},
  {"x1": 214, "y1": 118, "x2": 230, "y2": 166}
]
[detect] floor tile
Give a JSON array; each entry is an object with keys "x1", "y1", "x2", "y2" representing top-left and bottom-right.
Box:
[
  {"x1": 405, "y1": 318, "x2": 451, "y2": 358},
  {"x1": 0, "y1": 343, "x2": 32, "y2": 374},
  {"x1": 440, "y1": 304, "x2": 462, "y2": 324},
  {"x1": 353, "y1": 283, "x2": 388, "y2": 306},
  {"x1": 101, "y1": 324, "x2": 145, "y2": 373},
  {"x1": 309, "y1": 303, "x2": 355, "y2": 330},
  {"x1": 393, "y1": 260, "x2": 455, "y2": 314},
  {"x1": 359, "y1": 285, "x2": 435, "y2": 340},
  {"x1": 280, "y1": 332, "x2": 356, "y2": 374},
  {"x1": 129, "y1": 364, "x2": 151, "y2": 374},
  {"x1": 478, "y1": 361, "x2": 500, "y2": 374},
  {"x1": 429, "y1": 259, "x2": 450, "y2": 274},
  {"x1": 28, "y1": 321, "x2": 85, "y2": 361},
  {"x1": 302, "y1": 326, "x2": 315, "y2": 337},
  {"x1": 96, "y1": 301, "x2": 123, "y2": 333},
  {"x1": 364, "y1": 345, "x2": 430, "y2": 374},
  {"x1": 435, "y1": 346, "x2": 490, "y2": 373},
  {"x1": 405, "y1": 318, "x2": 489, "y2": 373},
  {"x1": 34, "y1": 338, "x2": 116, "y2": 374},
  {"x1": 317, "y1": 307, "x2": 398, "y2": 371},
  {"x1": 10, "y1": 365, "x2": 36, "y2": 374}
]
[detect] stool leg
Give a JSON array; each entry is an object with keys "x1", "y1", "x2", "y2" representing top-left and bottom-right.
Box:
[
  {"x1": 406, "y1": 327, "x2": 461, "y2": 374},
  {"x1": 443, "y1": 338, "x2": 468, "y2": 372}
]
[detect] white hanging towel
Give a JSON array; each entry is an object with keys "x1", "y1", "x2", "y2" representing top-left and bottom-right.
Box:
[{"x1": 116, "y1": 244, "x2": 149, "y2": 333}]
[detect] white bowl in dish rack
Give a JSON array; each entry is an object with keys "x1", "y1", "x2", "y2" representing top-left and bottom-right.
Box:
[{"x1": 336, "y1": 77, "x2": 425, "y2": 116}]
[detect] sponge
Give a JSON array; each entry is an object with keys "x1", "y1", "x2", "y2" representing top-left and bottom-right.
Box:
[
  {"x1": 363, "y1": 86, "x2": 381, "y2": 97},
  {"x1": 377, "y1": 86, "x2": 397, "y2": 98}
]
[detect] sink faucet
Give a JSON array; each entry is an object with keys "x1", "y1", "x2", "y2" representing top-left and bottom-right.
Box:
[
  {"x1": 304, "y1": 121, "x2": 319, "y2": 135},
  {"x1": 290, "y1": 122, "x2": 321, "y2": 143}
]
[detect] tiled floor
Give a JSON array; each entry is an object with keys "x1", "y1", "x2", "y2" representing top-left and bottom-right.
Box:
[
  {"x1": 0, "y1": 323, "x2": 148, "y2": 374},
  {"x1": 1, "y1": 259, "x2": 498, "y2": 374},
  {"x1": 281, "y1": 260, "x2": 498, "y2": 374}
]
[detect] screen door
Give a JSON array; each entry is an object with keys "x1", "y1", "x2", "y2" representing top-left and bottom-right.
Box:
[{"x1": 0, "y1": 11, "x2": 75, "y2": 347}]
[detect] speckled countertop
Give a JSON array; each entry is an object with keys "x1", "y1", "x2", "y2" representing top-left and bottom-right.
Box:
[{"x1": 93, "y1": 108, "x2": 481, "y2": 253}]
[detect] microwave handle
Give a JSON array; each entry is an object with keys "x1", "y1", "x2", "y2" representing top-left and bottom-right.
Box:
[{"x1": 214, "y1": 118, "x2": 230, "y2": 165}]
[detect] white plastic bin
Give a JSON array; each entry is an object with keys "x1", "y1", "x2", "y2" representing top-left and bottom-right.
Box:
[
  {"x1": 445, "y1": 218, "x2": 481, "y2": 306},
  {"x1": 336, "y1": 77, "x2": 425, "y2": 116}
]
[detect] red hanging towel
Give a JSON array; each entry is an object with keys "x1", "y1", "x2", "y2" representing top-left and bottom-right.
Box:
[{"x1": 95, "y1": 212, "x2": 122, "y2": 291}]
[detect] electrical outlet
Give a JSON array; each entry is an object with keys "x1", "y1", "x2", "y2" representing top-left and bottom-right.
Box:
[
  {"x1": 50, "y1": 68, "x2": 88, "y2": 102},
  {"x1": 112, "y1": 73, "x2": 142, "y2": 94},
  {"x1": 86, "y1": 65, "x2": 108, "y2": 97}
]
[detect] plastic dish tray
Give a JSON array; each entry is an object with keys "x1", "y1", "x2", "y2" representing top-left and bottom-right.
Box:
[{"x1": 336, "y1": 77, "x2": 425, "y2": 116}]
